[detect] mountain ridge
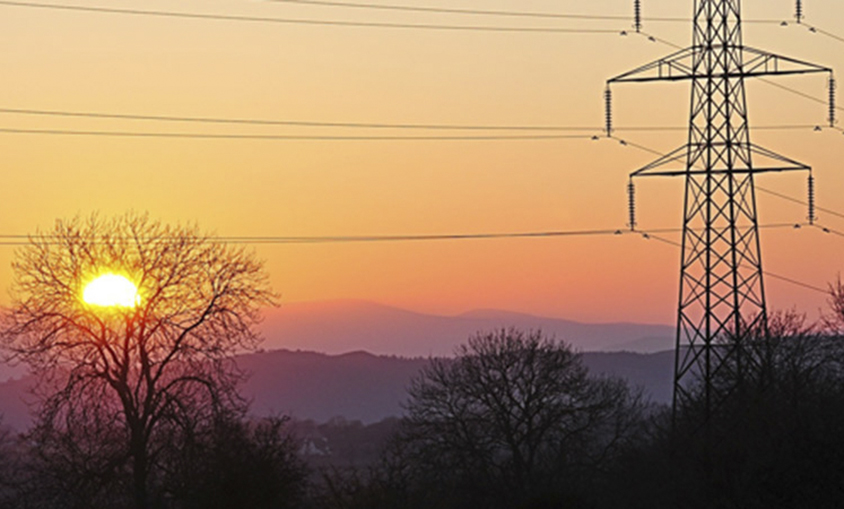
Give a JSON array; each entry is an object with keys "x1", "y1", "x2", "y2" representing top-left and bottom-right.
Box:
[
  {"x1": 258, "y1": 299, "x2": 674, "y2": 356},
  {"x1": 0, "y1": 347, "x2": 673, "y2": 432}
]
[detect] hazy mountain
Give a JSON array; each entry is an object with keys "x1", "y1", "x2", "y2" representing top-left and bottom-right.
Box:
[
  {"x1": 238, "y1": 349, "x2": 429, "y2": 424},
  {"x1": 0, "y1": 348, "x2": 673, "y2": 431},
  {"x1": 584, "y1": 350, "x2": 675, "y2": 403},
  {"x1": 258, "y1": 300, "x2": 674, "y2": 356},
  {"x1": 0, "y1": 300, "x2": 676, "y2": 430},
  {"x1": 0, "y1": 300, "x2": 673, "y2": 381}
]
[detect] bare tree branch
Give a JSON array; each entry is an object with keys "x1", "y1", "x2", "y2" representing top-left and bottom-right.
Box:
[{"x1": 0, "y1": 212, "x2": 277, "y2": 509}]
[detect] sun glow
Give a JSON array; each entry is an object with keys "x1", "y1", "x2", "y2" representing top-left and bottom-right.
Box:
[{"x1": 83, "y1": 274, "x2": 140, "y2": 308}]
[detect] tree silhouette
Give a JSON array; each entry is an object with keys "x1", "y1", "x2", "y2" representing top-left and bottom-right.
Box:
[
  {"x1": 160, "y1": 413, "x2": 307, "y2": 509},
  {"x1": 825, "y1": 276, "x2": 844, "y2": 335},
  {"x1": 0, "y1": 417, "x2": 23, "y2": 507},
  {"x1": 394, "y1": 329, "x2": 644, "y2": 508},
  {"x1": 608, "y1": 311, "x2": 844, "y2": 509},
  {"x1": 1, "y1": 213, "x2": 276, "y2": 509}
]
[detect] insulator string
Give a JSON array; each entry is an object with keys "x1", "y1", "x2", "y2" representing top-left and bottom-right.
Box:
[
  {"x1": 829, "y1": 74, "x2": 837, "y2": 127},
  {"x1": 604, "y1": 86, "x2": 613, "y2": 137},
  {"x1": 808, "y1": 173, "x2": 816, "y2": 225},
  {"x1": 795, "y1": 0, "x2": 803, "y2": 24},
  {"x1": 634, "y1": 0, "x2": 642, "y2": 32},
  {"x1": 627, "y1": 179, "x2": 637, "y2": 231}
]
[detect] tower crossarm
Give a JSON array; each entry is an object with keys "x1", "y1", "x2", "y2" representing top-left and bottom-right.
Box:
[
  {"x1": 608, "y1": 47, "x2": 696, "y2": 83},
  {"x1": 630, "y1": 143, "x2": 811, "y2": 178},
  {"x1": 742, "y1": 47, "x2": 831, "y2": 77},
  {"x1": 608, "y1": 46, "x2": 830, "y2": 84}
]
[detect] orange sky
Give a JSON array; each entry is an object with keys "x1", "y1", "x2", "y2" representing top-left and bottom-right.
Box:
[{"x1": 0, "y1": 0, "x2": 842, "y2": 327}]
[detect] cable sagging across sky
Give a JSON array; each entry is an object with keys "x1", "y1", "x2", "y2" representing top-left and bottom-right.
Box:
[{"x1": 0, "y1": 1, "x2": 623, "y2": 33}]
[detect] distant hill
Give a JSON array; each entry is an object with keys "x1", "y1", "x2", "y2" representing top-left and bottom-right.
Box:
[
  {"x1": 0, "y1": 348, "x2": 673, "y2": 431},
  {"x1": 238, "y1": 349, "x2": 429, "y2": 424},
  {"x1": 583, "y1": 350, "x2": 674, "y2": 403},
  {"x1": 258, "y1": 300, "x2": 674, "y2": 356},
  {"x1": 0, "y1": 300, "x2": 673, "y2": 382}
]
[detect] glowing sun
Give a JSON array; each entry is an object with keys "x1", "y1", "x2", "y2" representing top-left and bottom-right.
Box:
[{"x1": 83, "y1": 274, "x2": 140, "y2": 308}]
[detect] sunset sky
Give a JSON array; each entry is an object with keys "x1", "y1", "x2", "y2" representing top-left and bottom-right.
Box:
[{"x1": 0, "y1": 0, "x2": 842, "y2": 327}]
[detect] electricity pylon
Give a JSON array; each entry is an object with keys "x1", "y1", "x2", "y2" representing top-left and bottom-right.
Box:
[{"x1": 606, "y1": 0, "x2": 832, "y2": 425}]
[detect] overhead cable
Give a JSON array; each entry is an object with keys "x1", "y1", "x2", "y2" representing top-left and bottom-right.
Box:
[
  {"x1": 0, "y1": 228, "x2": 628, "y2": 246},
  {"x1": 0, "y1": 223, "x2": 804, "y2": 244},
  {"x1": 267, "y1": 0, "x2": 781, "y2": 24},
  {"x1": 0, "y1": 223, "x2": 825, "y2": 295},
  {"x1": 0, "y1": 107, "x2": 822, "y2": 135},
  {"x1": 269, "y1": 0, "x2": 635, "y2": 21},
  {"x1": 0, "y1": 107, "x2": 600, "y2": 131},
  {"x1": 0, "y1": 128, "x2": 595, "y2": 141},
  {"x1": 0, "y1": 1, "x2": 620, "y2": 33}
]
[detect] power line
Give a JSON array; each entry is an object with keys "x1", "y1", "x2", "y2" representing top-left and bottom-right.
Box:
[
  {"x1": 0, "y1": 228, "x2": 628, "y2": 246},
  {"x1": 0, "y1": 1, "x2": 620, "y2": 33},
  {"x1": 803, "y1": 24, "x2": 844, "y2": 45},
  {"x1": 0, "y1": 125, "x2": 828, "y2": 141},
  {"x1": 0, "y1": 223, "x2": 801, "y2": 244},
  {"x1": 761, "y1": 271, "x2": 828, "y2": 294},
  {"x1": 268, "y1": 0, "x2": 783, "y2": 25},
  {"x1": 759, "y1": 78, "x2": 831, "y2": 109},
  {"x1": 815, "y1": 26, "x2": 844, "y2": 45},
  {"x1": 0, "y1": 107, "x2": 601, "y2": 131},
  {"x1": 609, "y1": 137, "x2": 665, "y2": 156},
  {"x1": 0, "y1": 0, "x2": 784, "y2": 28},
  {"x1": 756, "y1": 187, "x2": 844, "y2": 222},
  {"x1": 0, "y1": 106, "x2": 822, "y2": 134},
  {"x1": 0, "y1": 222, "x2": 825, "y2": 295},
  {"x1": 0, "y1": 127, "x2": 596, "y2": 141},
  {"x1": 814, "y1": 223, "x2": 844, "y2": 239},
  {"x1": 637, "y1": 31, "x2": 682, "y2": 49},
  {"x1": 269, "y1": 0, "x2": 634, "y2": 21}
]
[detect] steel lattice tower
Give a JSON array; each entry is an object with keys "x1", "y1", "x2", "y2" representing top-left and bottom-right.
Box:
[{"x1": 606, "y1": 0, "x2": 831, "y2": 424}]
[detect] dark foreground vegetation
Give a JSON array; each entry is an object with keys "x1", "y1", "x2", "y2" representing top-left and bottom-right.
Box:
[
  {"x1": 305, "y1": 309, "x2": 844, "y2": 509},
  {"x1": 1, "y1": 213, "x2": 844, "y2": 507},
  {"x1": 4, "y1": 308, "x2": 844, "y2": 508}
]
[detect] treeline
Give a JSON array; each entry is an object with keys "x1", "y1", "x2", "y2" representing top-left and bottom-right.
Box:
[
  {"x1": 4, "y1": 310, "x2": 844, "y2": 508},
  {"x1": 306, "y1": 313, "x2": 844, "y2": 509}
]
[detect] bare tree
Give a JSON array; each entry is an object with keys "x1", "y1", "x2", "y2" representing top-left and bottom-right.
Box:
[
  {"x1": 394, "y1": 329, "x2": 644, "y2": 508},
  {"x1": 0, "y1": 213, "x2": 276, "y2": 509},
  {"x1": 653, "y1": 310, "x2": 844, "y2": 509},
  {"x1": 825, "y1": 276, "x2": 844, "y2": 335}
]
